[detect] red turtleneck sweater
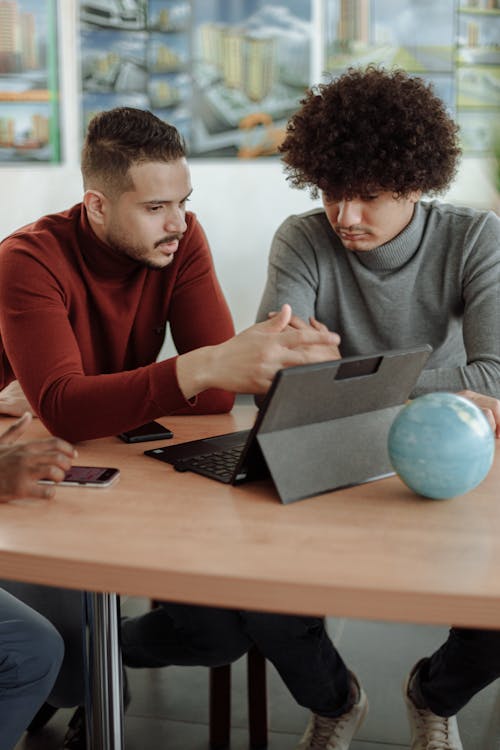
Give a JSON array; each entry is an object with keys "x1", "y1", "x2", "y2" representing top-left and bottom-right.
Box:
[{"x1": 0, "y1": 204, "x2": 235, "y2": 442}]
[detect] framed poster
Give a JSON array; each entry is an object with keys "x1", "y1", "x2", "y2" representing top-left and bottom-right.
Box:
[
  {"x1": 456, "y1": 1, "x2": 500, "y2": 153},
  {"x1": 324, "y1": 0, "x2": 500, "y2": 154},
  {"x1": 78, "y1": 0, "x2": 313, "y2": 158},
  {"x1": 190, "y1": 0, "x2": 313, "y2": 157},
  {"x1": 0, "y1": 0, "x2": 60, "y2": 163},
  {"x1": 324, "y1": 0, "x2": 455, "y2": 105}
]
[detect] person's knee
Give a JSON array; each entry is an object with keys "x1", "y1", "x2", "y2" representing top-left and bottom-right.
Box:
[
  {"x1": 121, "y1": 604, "x2": 251, "y2": 669},
  {"x1": 241, "y1": 610, "x2": 325, "y2": 643},
  {"x1": 166, "y1": 604, "x2": 251, "y2": 665},
  {"x1": 13, "y1": 615, "x2": 64, "y2": 689},
  {"x1": 188, "y1": 615, "x2": 250, "y2": 665}
]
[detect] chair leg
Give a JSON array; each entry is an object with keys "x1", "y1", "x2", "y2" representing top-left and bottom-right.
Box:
[
  {"x1": 247, "y1": 647, "x2": 268, "y2": 748},
  {"x1": 209, "y1": 664, "x2": 231, "y2": 750}
]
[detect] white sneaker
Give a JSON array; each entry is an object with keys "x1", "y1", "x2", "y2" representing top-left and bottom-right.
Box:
[
  {"x1": 404, "y1": 662, "x2": 463, "y2": 750},
  {"x1": 296, "y1": 672, "x2": 368, "y2": 750}
]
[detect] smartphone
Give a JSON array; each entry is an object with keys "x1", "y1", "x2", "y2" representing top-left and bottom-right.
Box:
[
  {"x1": 117, "y1": 420, "x2": 173, "y2": 443},
  {"x1": 40, "y1": 466, "x2": 120, "y2": 488}
]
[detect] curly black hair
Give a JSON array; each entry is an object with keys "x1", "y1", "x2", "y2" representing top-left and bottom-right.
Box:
[{"x1": 280, "y1": 66, "x2": 461, "y2": 199}]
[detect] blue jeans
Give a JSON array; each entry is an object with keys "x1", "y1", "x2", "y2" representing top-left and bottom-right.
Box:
[
  {"x1": 0, "y1": 581, "x2": 83, "y2": 708},
  {"x1": 0, "y1": 588, "x2": 64, "y2": 750}
]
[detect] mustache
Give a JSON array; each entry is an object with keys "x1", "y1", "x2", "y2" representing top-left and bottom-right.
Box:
[
  {"x1": 335, "y1": 226, "x2": 370, "y2": 233},
  {"x1": 154, "y1": 233, "x2": 184, "y2": 247}
]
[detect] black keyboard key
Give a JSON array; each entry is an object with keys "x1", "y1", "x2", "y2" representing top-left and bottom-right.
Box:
[{"x1": 174, "y1": 446, "x2": 244, "y2": 481}]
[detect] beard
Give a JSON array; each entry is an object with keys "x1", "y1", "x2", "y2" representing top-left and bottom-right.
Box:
[{"x1": 103, "y1": 224, "x2": 182, "y2": 270}]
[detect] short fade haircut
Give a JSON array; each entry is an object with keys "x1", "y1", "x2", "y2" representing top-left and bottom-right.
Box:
[
  {"x1": 280, "y1": 65, "x2": 461, "y2": 200},
  {"x1": 81, "y1": 107, "x2": 186, "y2": 196}
]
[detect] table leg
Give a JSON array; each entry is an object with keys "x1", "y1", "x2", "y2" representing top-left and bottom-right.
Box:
[{"x1": 83, "y1": 592, "x2": 124, "y2": 750}]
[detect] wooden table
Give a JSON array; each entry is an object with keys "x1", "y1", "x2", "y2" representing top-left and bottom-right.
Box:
[{"x1": 1, "y1": 405, "x2": 499, "y2": 748}]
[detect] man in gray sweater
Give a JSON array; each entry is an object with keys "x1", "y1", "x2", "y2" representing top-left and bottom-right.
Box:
[{"x1": 257, "y1": 66, "x2": 500, "y2": 750}]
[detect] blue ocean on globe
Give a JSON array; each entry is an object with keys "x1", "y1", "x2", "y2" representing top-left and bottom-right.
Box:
[{"x1": 387, "y1": 392, "x2": 495, "y2": 500}]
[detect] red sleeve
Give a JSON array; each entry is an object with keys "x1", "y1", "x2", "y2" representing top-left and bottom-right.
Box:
[{"x1": 0, "y1": 219, "x2": 234, "y2": 442}]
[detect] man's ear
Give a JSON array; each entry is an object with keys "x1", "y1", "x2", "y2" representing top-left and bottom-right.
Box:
[
  {"x1": 409, "y1": 190, "x2": 422, "y2": 203},
  {"x1": 83, "y1": 189, "x2": 108, "y2": 226}
]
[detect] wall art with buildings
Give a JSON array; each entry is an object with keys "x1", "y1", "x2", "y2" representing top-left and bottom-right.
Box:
[
  {"x1": 0, "y1": 0, "x2": 60, "y2": 163},
  {"x1": 325, "y1": 0, "x2": 500, "y2": 154},
  {"x1": 79, "y1": 0, "x2": 313, "y2": 158}
]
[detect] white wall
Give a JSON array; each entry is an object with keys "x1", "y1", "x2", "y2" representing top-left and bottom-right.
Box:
[{"x1": 0, "y1": 0, "x2": 497, "y2": 338}]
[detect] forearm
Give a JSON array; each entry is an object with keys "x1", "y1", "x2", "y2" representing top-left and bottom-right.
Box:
[
  {"x1": 413, "y1": 221, "x2": 500, "y2": 400},
  {"x1": 37, "y1": 359, "x2": 189, "y2": 442},
  {"x1": 412, "y1": 361, "x2": 500, "y2": 400},
  {"x1": 171, "y1": 346, "x2": 235, "y2": 414},
  {"x1": 20, "y1": 352, "x2": 232, "y2": 439},
  {"x1": 175, "y1": 345, "x2": 217, "y2": 399}
]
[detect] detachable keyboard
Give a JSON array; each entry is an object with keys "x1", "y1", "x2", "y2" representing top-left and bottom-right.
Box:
[{"x1": 174, "y1": 443, "x2": 247, "y2": 483}]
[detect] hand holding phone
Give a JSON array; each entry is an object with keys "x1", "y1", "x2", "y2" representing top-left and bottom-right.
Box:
[{"x1": 117, "y1": 420, "x2": 173, "y2": 443}]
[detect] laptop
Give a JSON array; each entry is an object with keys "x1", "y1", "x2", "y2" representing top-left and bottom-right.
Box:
[{"x1": 145, "y1": 345, "x2": 431, "y2": 504}]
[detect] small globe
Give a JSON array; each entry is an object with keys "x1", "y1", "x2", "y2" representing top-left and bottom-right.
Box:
[{"x1": 388, "y1": 392, "x2": 495, "y2": 500}]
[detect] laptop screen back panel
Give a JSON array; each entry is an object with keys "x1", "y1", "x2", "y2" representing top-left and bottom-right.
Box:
[
  {"x1": 255, "y1": 346, "x2": 431, "y2": 504},
  {"x1": 258, "y1": 406, "x2": 400, "y2": 503}
]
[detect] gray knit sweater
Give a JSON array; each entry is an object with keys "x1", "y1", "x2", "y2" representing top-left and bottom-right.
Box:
[{"x1": 256, "y1": 201, "x2": 500, "y2": 397}]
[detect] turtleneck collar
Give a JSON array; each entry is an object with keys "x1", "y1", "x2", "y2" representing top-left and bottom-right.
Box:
[
  {"x1": 352, "y1": 201, "x2": 426, "y2": 271},
  {"x1": 76, "y1": 203, "x2": 146, "y2": 280}
]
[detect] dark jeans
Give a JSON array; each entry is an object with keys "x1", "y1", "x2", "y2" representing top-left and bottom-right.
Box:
[
  {"x1": 418, "y1": 626, "x2": 500, "y2": 716},
  {"x1": 121, "y1": 603, "x2": 352, "y2": 718}
]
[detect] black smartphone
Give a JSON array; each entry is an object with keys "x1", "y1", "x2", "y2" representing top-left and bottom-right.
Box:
[
  {"x1": 117, "y1": 420, "x2": 173, "y2": 443},
  {"x1": 40, "y1": 466, "x2": 120, "y2": 488}
]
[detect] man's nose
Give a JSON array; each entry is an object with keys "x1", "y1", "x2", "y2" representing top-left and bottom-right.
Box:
[
  {"x1": 164, "y1": 207, "x2": 187, "y2": 234},
  {"x1": 337, "y1": 200, "x2": 362, "y2": 227}
]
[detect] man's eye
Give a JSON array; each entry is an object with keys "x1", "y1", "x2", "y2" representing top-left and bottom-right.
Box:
[
  {"x1": 148, "y1": 205, "x2": 162, "y2": 212},
  {"x1": 180, "y1": 197, "x2": 191, "y2": 206}
]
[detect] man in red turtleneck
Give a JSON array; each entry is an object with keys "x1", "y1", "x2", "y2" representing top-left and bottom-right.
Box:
[
  {"x1": 0, "y1": 107, "x2": 342, "y2": 750},
  {"x1": 0, "y1": 109, "x2": 339, "y2": 444}
]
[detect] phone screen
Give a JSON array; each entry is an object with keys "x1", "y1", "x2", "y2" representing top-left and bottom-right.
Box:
[
  {"x1": 63, "y1": 467, "x2": 118, "y2": 483},
  {"x1": 40, "y1": 466, "x2": 120, "y2": 487}
]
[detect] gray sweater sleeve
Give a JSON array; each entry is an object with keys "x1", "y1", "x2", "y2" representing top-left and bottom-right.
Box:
[
  {"x1": 256, "y1": 214, "x2": 323, "y2": 324},
  {"x1": 413, "y1": 210, "x2": 500, "y2": 397}
]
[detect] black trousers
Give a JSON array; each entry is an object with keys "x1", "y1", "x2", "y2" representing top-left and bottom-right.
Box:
[
  {"x1": 121, "y1": 602, "x2": 353, "y2": 718},
  {"x1": 122, "y1": 605, "x2": 500, "y2": 718},
  {"x1": 418, "y1": 626, "x2": 500, "y2": 716}
]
